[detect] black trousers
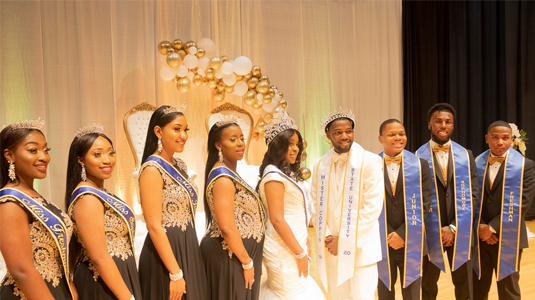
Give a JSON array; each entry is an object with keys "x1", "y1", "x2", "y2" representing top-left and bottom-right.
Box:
[
  {"x1": 421, "y1": 245, "x2": 473, "y2": 300},
  {"x1": 377, "y1": 247, "x2": 421, "y2": 300},
  {"x1": 473, "y1": 242, "x2": 522, "y2": 300}
]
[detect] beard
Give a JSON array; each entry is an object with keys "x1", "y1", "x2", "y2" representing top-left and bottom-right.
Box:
[{"x1": 431, "y1": 131, "x2": 451, "y2": 145}]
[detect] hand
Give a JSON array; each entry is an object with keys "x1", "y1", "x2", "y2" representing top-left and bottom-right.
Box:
[
  {"x1": 441, "y1": 226, "x2": 455, "y2": 247},
  {"x1": 169, "y1": 278, "x2": 186, "y2": 300},
  {"x1": 387, "y1": 232, "x2": 405, "y2": 250},
  {"x1": 296, "y1": 255, "x2": 309, "y2": 278},
  {"x1": 307, "y1": 238, "x2": 312, "y2": 257},
  {"x1": 243, "y1": 266, "x2": 255, "y2": 290},
  {"x1": 325, "y1": 235, "x2": 339, "y2": 256},
  {"x1": 478, "y1": 224, "x2": 494, "y2": 241},
  {"x1": 485, "y1": 233, "x2": 499, "y2": 245},
  {"x1": 71, "y1": 282, "x2": 79, "y2": 300}
]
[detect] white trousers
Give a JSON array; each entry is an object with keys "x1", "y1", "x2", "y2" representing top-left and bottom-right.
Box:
[{"x1": 325, "y1": 252, "x2": 378, "y2": 300}]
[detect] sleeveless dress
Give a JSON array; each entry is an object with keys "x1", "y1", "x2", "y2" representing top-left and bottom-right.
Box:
[
  {"x1": 258, "y1": 166, "x2": 325, "y2": 300},
  {"x1": 69, "y1": 191, "x2": 142, "y2": 299},
  {"x1": 0, "y1": 195, "x2": 73, "y2": 300},
  {"x1": 138, "y1": 159, "x2": 208, "y2": 300},
  {"x1": 200, "y1": 166, "x2": 265, "y2": 300}
]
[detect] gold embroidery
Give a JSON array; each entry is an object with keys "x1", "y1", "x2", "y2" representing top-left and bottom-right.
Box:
[
  {"x1": 140, "y1": 161, "x2": 195, "y2": 231},
  {"x1": 206, "y1": 179, "x2": 265, "y2": 257}
]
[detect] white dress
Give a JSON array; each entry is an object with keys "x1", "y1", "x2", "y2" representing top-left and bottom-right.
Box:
[{"x1": 259, "y1": 165, "x2": 325, "y2": 300}]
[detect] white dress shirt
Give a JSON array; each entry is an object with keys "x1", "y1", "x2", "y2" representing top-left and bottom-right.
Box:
[
  {"x1": 430, "y1": 139, "x2": 451, "y2": 177},
  {"x1": 385, "y1": 152, "x2": 402, "y2": 193},
  {"x1": 489, "y1": 149, "x2": 509, "y2": 187}
]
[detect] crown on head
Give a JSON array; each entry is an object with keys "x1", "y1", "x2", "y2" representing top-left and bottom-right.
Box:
[
  {"x1": 264, "y1": 111, "x2": 298, "y2": 145},
  {"x1": 9, "y1": 118, "x2": 45, "y2": 131},
  {"x1": 215, "y1": 114, "x2": 241, "y2": 127},
  {"x1": 75, "y1": 121, "x2": 104, "y2": 138},
  {"x1": 321, "y1": 107, "x2": 355, "y2": 131},
  {"x1": 163, "y1": 103, "x2": 187, "y2": 114}
]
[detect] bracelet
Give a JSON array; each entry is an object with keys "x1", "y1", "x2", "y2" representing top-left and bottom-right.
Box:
[
  {"x1": 169, "y1": 269, "x2": 183, "y2": 281},
  {"x1": 242, "y1": 259, "x2": 254, "y2": 270},
  {"x1": 448, "y1": 224, "x2": 456, "y2": 234},
  {"x1": 295, "y1": 249, "x2": 307, "y2": 259}
]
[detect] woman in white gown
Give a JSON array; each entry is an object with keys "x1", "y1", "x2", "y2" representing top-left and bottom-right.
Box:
[{"x1": 257, "y1": 112, "x2": 325, "y2": 300}]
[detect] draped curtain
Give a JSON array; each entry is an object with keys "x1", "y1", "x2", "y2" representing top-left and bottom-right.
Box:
[{"x1": 0, "y1": 0, "x2": 402, "y2": 210}]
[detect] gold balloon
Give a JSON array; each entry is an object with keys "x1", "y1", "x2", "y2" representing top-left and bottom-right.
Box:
[
  {"x1": 303, "y1": 140, "x2": 307, "y2": 149},
  {"x1": 252, "y1": 102, "x2": 263, "y2": 109},
  {"x1": 193, "y1": 74, "x2": 203, "y2": 86},
  {"x1": 172, "y1": 75, "x2": 179, "y2": 82},
  {"x1": 202, "y1": 78, "x2": 209, "y2": 86},
  {"x1": 244, "y1": 72, "x2": 253, "y2": 79},
  {"x1": 278, "y1": 99, "x2": 287, "y2": 108},
  {"x1": 262, "y1": 94, "x2": 272, "y2": 104},
  {"x1": 260, "y1": 75, "x2": 270, "y2": 84},
  {"x1": 244, "y1": 90, "x2": 257, "y2": 105},
  {"x1": 208, "y1": 79, "x2": 217, "y2": 89},
  {"x1": 225, "y1": 85, "x2": 234, "y2": 93},
  {"x1": 177, "y1": 50, "x2": 187, "y2": 59},
  {"x1": 301, "y1": 167, "x2": 311, "y2": 180},
  {"x1": 176, "y1": 77, "x2": 191, "y2": 93},
  {"x1": 256, "y1": 120, "x2": 266, "y2": 128},
  {"x1": 217, "y1": 81, "x2": 226, "y2": 92},
  {"x1": 263, "y1": 113, "x2": 273, "y2": 122},
  {"x1": 184, "y1": 40, "x2": 197, "y2": 50},
  {"x1": 196, "y1": 48, "x2": 206, "y2": 58},
  {"x1": 166, "y1": 52, "x2": 181, "y2": 68},
  {"x1": 209, "y1": 56, "x2": 222, "y2": 70},
  {"x1": 212, "y1": 90, "x2": 225, "y2": 102},
  {"x1": 270, "y1": 85, "x2": 278, "y2": 90},
  {"x1": 206, "y1": 68, "x2": 215, "y2": 79},
  {"x1": 278, "y1": 92, "x2": 284, "y2": 99},
  {"x1": 247, "y1": 77, "x2": 259, "y2": 89},
  {"x1": 301, "y1": 151, "x2": 308, "y2": 161},
  {"x1": 251, "y1": 65, "x2": 262, "y2": 77},
  {"x1": 172, "y1": 39, "x2": 184, "y2": 50},
  {"x1": 236, "y1": 75, "x2": 244, "y2": 82},
  {"x1": 256, "y1": 80, "x2": 269, "y2": 94},
  {"x1": 220, "y1": 55, "x2": 229, "y2": 63},
  {"x1": 268, "y1": 88, "x2": 276, "y2": 98},
  {"x1": 244, "y1": 97, "x2": 255, "y2": 106},
  {"x1": 166, "y1": 47, "x2": 175, "y2": 54},
  {"x1": 157, "y1": 41, "x2": 171, "y2": 55}
]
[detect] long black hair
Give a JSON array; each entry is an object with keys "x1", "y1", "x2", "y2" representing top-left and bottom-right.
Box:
[
  {"x1": 0, "y1": 126, "x2": 45, "y2": 187},
  {"x1": 141, "y1": 105, "x2": 185, "y2": 165},
  {"x1": 203, "y1": 122, "x2": 240, "y2": 228},
  {"x1": 256, "y1": 129, "x2": 304, "y2": 191}
]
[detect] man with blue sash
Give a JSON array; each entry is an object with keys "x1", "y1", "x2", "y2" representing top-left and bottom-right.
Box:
[
  {"x1": 377, "y1": 119, "x2": 432, "y2": 300},
  {"x1": 311, "y1": 108, "x2": 384, "y2": 300},
  {"x1": 416, "y1": 103, "x2": 479, "y2": 300},
  {"x1": 472, "y1": 121, "x2": 535, "y2": 300}
]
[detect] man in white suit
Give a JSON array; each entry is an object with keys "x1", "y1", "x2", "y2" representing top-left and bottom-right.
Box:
[{"x1": 311, "y1": 108, "x2": 384, "y2": 300}]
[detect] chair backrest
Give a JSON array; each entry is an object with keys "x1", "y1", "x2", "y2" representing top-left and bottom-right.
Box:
[{"x1": 123, "y1": 102, "x2": 157, "y2": 178}]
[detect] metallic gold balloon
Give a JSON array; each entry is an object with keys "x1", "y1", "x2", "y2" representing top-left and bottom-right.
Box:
[
  {"x1": 251, "y1": 65, "x2": 262, "y2": 77},
  {"x1": 176, "y1": 77, "x2": 191, "y2": 93},
  {"x1": 244, "y1": 90, "x2": 257, "y2": 105},
  {"x1": 209, "y1": 56, "x2": 222, "y2": 70},
  {"x1": 236, "y1": 75, "x2": 244, "y2": 82},
  {"x1": 172, "y1": 39, "x2": 184, "y2": 50},
  {"x1": 208, "y1": 79, "x2": 217, "y2": 89},
  {"x1": 202, "y1": 78, "x2": 209, "y2": 86},
  {"x1": 177, "y1": 50, "x2": 187, "y2": 59},
  {"x1": 247, "y1": 77, "x2": 259, "y2": 89},
  {"x1": 268, "y1": 88, "x2": 276, "y2": 98},
  {"x1": 303, "y1": 140, "x2": 307, "y2": 149},
  {"x1": 256, "y1": 120, "x2": 266, "y2": 128},
  {"x1": 217, "y1": 81, "x2": 226, "y2": 92},
  {"x1": 158, "y1": 41, "x2": 171, "y2": 55},
  {"x1": 172, "y1": 75, "x2": 179, "y2": 82},
  {"x1": 260, "y1": 75, "x2": 270, "y2": 84},
  {"x1": 252, "y1": 102, "x2": 263, "y2": 109},
  {"x1": 225, "y1": 85, "x2": 234, "y2": 93},
  {"x1": 184, "y1": 40, "x2": 197, "y2": 50},
  {"x1": 196, "y1": 48, "x2": 206, "y2": 58},
  {"x1": 206, "y1": 68, "x2": 215, "y2": 79},
  {"x1": 220, "y1": 55, "x2": 229, "y2": 63},
  {"x1": 244, "y1": 72, "x2": 253, "y2": 79},
  {"x1": 256, "y1": 80, "x2": 269, "y2": 94},
  {"x1": 301, "y1": 167, "x2": 311, "y2": 180},
  {"x1": 244, "y1": 97, "x2": 255, "y2": 106},
  {"x1": 212, "y1": 90, "x2": 225, "y2": 102},
  {"x1": 270, "y1": 85, "x2": 278, "y2": 91},
  {"x1": 166, "y1": 47, "x2": 175, "y2": 54},
  {"x1": 262, "y1": 94, "x2": 272, "y2": 104},
  {"x1": 278, "y1": 92, "x2": 284, "y2": 99},
  {"x1": 301, "y1": 151, "x2": 308, "y2": 161},
  {"x1": 166, "y1": 52, "x2": 181, "y2": 68},
  {"x1": 278, "y1": 99, "x2": 288, "y2": 108},
  {"x1": 263, "y1": 113, "x2": 273, "y2": 122},
  {"x1": 193, "y1": 74, "x2": 203, "y2": 86}
]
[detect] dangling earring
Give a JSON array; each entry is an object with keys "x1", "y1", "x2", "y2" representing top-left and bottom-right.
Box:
[
  {"x1": 218, "y1": 148, "x2": 224, "y2": 163},
  {"x1": 157, "y1": 138, "x2": 163, "y2": 153},
  {"x1": 8, "y1": 161, "x2": 16, "y2": 181},
  {"x1": 81, "y1": 165, "x2": 87, "y2": 182}
]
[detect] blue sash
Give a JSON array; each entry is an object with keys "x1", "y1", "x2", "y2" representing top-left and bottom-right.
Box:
[
  {"x1": 416, "y1": 141, "x2": 473, "y2": 272},
  {"x1": 0, "y1": 188, "x2": 73, "y2": 297},
  {"x1": 474, "y1": 149, "x2": 524, "y2": 281},
  {"x1": 69, "y1": 186, "x2": 136, "y2": 250},
  {"x1": 207, "y1": 166, "x2": 266, "y2": 226},
  {"x1": 378, "y1": 150, "x2": 424, "y2": 289},
  {"x1": 143, "y1": 155, "x2": 198, "y2": 220}
]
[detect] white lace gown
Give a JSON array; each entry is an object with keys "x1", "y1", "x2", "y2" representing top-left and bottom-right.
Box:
[{"x1": 259, "y1": 166, "x2": 325, "y2": 300}]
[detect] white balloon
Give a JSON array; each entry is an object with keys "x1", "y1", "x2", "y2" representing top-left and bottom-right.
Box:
[
  {"x1": 233, "y1": 81, "x2": 248, "y2": 96},
  {"x1": 189, "y1": 46, "x2": 197, "y2": 54},
  {"x1": 197, "y1": 68, "x2": 205, "y2": 75},
  {"x1": 187, "y1": 72, "x2": 194, "y2": 79},
  {"x1": 198, "y1": 57, "x2": 210, "y2": 69},
  {"x1": 256, "y1": 93, "x2": 263, "y2": 101},
  {"x1": 215, "y1": 69, "x2": 224, "y2": 79},
  {"x1": 223, "y1": 73, "x2": 237, "y2": 86},
  {"x1": 221, "y1": 62, "x2": 234, "y2": 75},
  {"x1": 198, "y1": 38, "x2": 216, "y2": 58},
  {"x1": 160, "y1": 66, "x2": 176, "y2": 81},
  {"x1": 273, "y1": 94, "x2": 281, "y2": 102},
  {"x1": 233, "y1": 56, "x2": 253, "y2": 75},
  {"x1": 184, "y1": 54, "x2": 199, "y2": 69},
  {"x1": 177, "y1": 65, "x2": 188, "y2": 77},
  {"x1": 253, "y1": 108, "x2": 264, "y2": 115},
  {"x1": 263, "y1": 99, "x2": 278, "y2": 112}
]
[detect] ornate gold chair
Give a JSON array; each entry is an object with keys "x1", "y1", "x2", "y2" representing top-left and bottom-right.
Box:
[{"x1": 123, "y1": 102, "x2": 157, "y2": 179}]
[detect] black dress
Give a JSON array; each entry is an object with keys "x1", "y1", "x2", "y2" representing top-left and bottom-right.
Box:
[
  {"x1": 138, "y1": 160, "x2": 208, "y2": 300},
  {"x1": 70, "y1": 192, "x2": 142, "y2": 300},
  {"x1": 0, "y1": 195, "x2": 73, "y2": 300},
  {"x1": 201, "y1": 167, "x2": 265, "y2": 300}
]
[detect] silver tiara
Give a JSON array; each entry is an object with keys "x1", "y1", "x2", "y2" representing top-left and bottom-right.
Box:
[
  {"x1": 163, "y1": 103, "x2": 187, "y2": 114},
  {"x1": 9, "y1": 118, "x2": 45, "y2": 131},
  {"x1": 321, "y1": 107, "x2": 355, "y2": 131},
  {"x1": 215, "y1": 114, "x2": 242, "y2": 127},
  {"x1": 76, "y1": 121, "x2": 104, "y2": 138},
  {"x1": 264, "y1": 111, "x2": 298, "y2": 145}
]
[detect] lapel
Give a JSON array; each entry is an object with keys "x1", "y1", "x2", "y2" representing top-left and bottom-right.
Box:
[
  {"x1": 432, "y1": 153, "x2": 446, "y2": 187},
  {"x1": 394, "y1": 165, "x2": 403, "y2": 197},
  {"x1": 447, "y1": 150, "x2": 454, "y2": 185}
]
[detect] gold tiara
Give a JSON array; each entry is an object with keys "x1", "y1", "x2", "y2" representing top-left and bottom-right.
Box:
[
  {"x1": 75, "y1": 121, "x2": 104, "y2": 138},
  {"x1": 321, "y1": 107, "x2": 355, "y2": 131},
  {"x1": 9, "y1": 118, "x2": 45, "y2": 131},
  {"x1": 215, "y1": 114, "x2": 242, "y2": 127},
  {"x1": 264, "y1": 111, "x2": 298, "y2": 145},
  {"x1": 163, "y1": 103, "x2": 187, "y2": 114}
]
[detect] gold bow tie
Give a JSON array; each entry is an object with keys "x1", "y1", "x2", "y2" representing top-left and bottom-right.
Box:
[
  {"x1": 385, "y1": 156, "x2": 402, "y2": 165},
  {"x1": 488, "y1": 156, "x2": 505, "y2": 165},
  {"x1": 433, "y1": 144, "x2": 450, "y2": 153},
  {"x1": 333, "y1": 153, "x2": 348, "y2": 164}
]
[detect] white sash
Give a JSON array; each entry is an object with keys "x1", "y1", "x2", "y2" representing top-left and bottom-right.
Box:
[{"x1": 315, "y1": 142, "x2": 365, "y2": 288}]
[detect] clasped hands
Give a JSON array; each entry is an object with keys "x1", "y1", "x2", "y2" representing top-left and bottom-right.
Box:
[{"x1": 478, "y1": 224, "x2": 499, "y2": 245}]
